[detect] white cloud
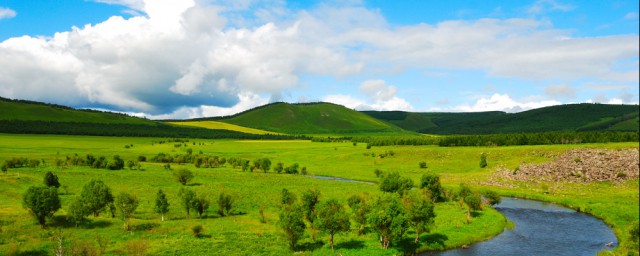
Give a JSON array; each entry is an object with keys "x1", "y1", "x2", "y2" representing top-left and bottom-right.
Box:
[
  {"x1": 624, "y1": 12, "x2": 638, "y2": 20},
  {"x1": 527, "y1": 0, "x2": 575, "y2": 15},
  {"x1": 0, "y1": 7, "x2": 16, "y2": 19},
  {"x1": 322, "y1": 94, "x2": 367, "y2": 110},
  {"x1": 544, "y1": 84, "x2": 575, "y2": 98},
  {"x1": 0, "y1": 1, "x2": 637, "y2": 118},
  {"x1": 452, "y1": 93, "x2": 561, "y2": 112}
]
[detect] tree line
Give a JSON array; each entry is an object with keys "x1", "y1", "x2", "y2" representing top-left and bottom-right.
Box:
[{"x1": 350, "y1": 131, "x2": 639, "y2": 147}]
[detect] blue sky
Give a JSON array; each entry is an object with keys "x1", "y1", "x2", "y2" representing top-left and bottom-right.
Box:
[{"x1": 0, "y1": 0, "x2": 638, "y2": 119}]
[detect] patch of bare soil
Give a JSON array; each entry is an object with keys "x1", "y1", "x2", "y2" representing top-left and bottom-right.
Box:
[{"x1": 491, "y1": 148, "x2": 639, "y2": 183}]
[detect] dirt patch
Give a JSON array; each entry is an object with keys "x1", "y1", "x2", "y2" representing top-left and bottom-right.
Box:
[{"x1": 491, "y1": 148, "x2": 639, "y2": 183}]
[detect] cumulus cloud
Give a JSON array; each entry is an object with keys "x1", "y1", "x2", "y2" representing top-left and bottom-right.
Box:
[
  {"x1": 452, "y1": 93, "x2": 561, "y2": 112},
  {"x1": 0, "y1": 1, "x2": 637, "y2": 118},
  {"x1": 544, "y1": 84, "x2": 575, "y2": 98},
  {"x1": 0, "y1": 7, "x2": 16, "y2": 19}
]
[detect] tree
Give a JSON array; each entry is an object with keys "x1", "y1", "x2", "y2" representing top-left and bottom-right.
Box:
[
  {"x1": 278, "y1": 204, "x2": 306, "y2": 251},
  {"x1": 348, "y1": 194, "x2": 370, "y2": 235},
  {"x1": 193, "y1": 195, "x2": 210, "y2": 218},
  {"x1": 173, "y1": 168, "x2": 194, "y2": 186},
  {"x1": 280, "y1": 188, "x2": 297, "y2": 207},
  {"x1": 154, "y1": 189, "x2": 170, "y2": 221},
  {"x1": 479, "y1": 153, "x2": 488, "y2": 168},
  {"x1": 420, "y1": 173, "x2": 444, "y2": 202},
  {"x1": 116, "y1": 192, "x2": 139, "y2": 231},
  {"x1": 126, "y1": 160, "x2": 136, "y2": 170},
  {"x1": 253, "y1": 158, "x2": 272, "y2": 173},
  {"x1": 367, "y1": 193, "x2": 408, "y2": 249},
  {"x1": 379, "y1": 171, "x2": 413, "y2": 196},
  {"x1": 284, "y1": 163, "x2": 299, "y2": 174},
  {"x1": 80, "y1": 179, "x2": 114, "y2": 217},
  {"x1": 316, "y1": 199, "x2": 350, "y2": 250},
  {"x1": 403, "y1": 192, "x2": 436, "y2": 243},
  {"x1": 217, "y1": 191, "x2": 234, "y2": 216},
  {"x1": 44, "y1": 171, "x2": 61, "y2": 188},
  {"x1": 274, "y1": 162, "x2": 284, "y2": 173},
  {"x1": 22, "y1": 186, "x2": 61, "y2": 228},
  {"x1": 1, "y1": 162, "x2": 7, "y2": 173},
  {"x1": 482, "y1": 189, "x2": 501, "y2": 205},
  {"x1": 107, "y1": 155, "x2": 125, "y2": 170},
  {"x1": 178, "y1": 188, "x2": 196, "y2": 218},
  {"x1": 463, "y1": 194, "x2": 482, "y2": 223},
  {"x1": 301, "y1": 188, "x2": 321, "y2": 224},
  {"x1": 67, "y1": 196, "x2": 89, "y2": 227}
]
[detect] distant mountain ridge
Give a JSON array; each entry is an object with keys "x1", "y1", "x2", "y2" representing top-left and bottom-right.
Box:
[{"x1": 362, "y1": 103, "x2": 639, "y2": 134}]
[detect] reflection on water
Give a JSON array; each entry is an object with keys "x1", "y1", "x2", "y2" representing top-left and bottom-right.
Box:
[{"x1": 425, "y1": 198, "x2": 617, "y2": 256}]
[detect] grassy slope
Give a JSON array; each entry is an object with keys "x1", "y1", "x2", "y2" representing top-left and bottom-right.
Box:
[
  {"x1": 168, "y1": 121, "x2": 280, "y2": 135},
  {"x1": 0, "y1": 97, "x2": 154, "y2": 125},
  {"x1": 0, "y1": 134, "x2": 506, "y2": 255},
  {"x1": 363, "y1": 103, "x2": 639, "y2": 134},
  {"x1": 214, "y1": 102, "x2": 405, "y2": 135}
]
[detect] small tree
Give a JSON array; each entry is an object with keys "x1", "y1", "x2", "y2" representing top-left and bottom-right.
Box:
[
  {"x1": 178, "y1": 188, "x2": 196, "y2": 218},
  {"x1": 22, "y1": 186, "x2": 61, "y2": 228},
  {"x1": 463, "y1": 194, "x2": 482, "y2": 223},
  {"x1": 116, "y1": 192, "x2": 139, "y2": 231},
  {"x1": 1, "y1": 162, "x2": 7, "y2": 173},
  {"x1": 280, "y1": 188, "x2": 296, "y2": 207},
  {"x1": 347, "y1": 194, "x2": 370, "y2": 235},
  {"x1": 217, "y1": 191, "x2": 234, "y2": 216},
  {"x1": 126, "y1": 160, "x2": 136, "y2": 170},
  {"x1": 420, "y1": 173, "x2": 444, "y2": 202},
  {"x1": 418, "y1": 161, "x2": 428, "y2": 169},
  {"x1": 174, "y1": 168, "x2": 194, "y2": 186},
  {"x1": 316, "y1": 199, "x2": 350, "y2": 250},
  {"x1": 44, "y1": 171, "x2": 61, "y2": 188},
  {"x1": 482, "y1": 189, "x2": 501, "y2": 205},
  {"x1": 80, "y1": 179, "x2": 114, "y2": 217},
  {"x1": 107, "y1": 155, "x2": 125, "y2": 170},
  {"x1": 379, "y1": 171, "x2": 413, "y2": 196},
  {"x1": 67, "y1": 196, "x2": 89, "y2": 227},
  {"x1": 278, "y1": 204, "x2": 306, "y2": 251},
  {"x1": 367, "y1": 193, "x2": 408, "y2": 249},
  {"x1": 193, "y1": 195, "x2": 210, "y2": 218},
  {"x1": 403, "y1": 191, "x2": 436, "y2": 243},
  {"x1": 191, "y1": 225, "x2": 204, "y2": 237},
  {"x1": 479, "y1": 153, "x2": 488, "y2": 168},
  {"x1": 274, "y1": 162, "x2": 284, "y2": 173},
  {"x1": 301, "y1": 188, "x2": 321, "y2": 224},
  {"x1": 154, "y1": 189, "x2": 170, "y2": 221}
]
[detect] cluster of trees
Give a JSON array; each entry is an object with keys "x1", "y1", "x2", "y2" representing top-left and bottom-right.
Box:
[
  {"x1": 22, "y1": 172, "x2": 235, "y2": 230},
  {"x1": 51, "y1": 154, "x2": 130, "y2": 170},
  {"x1": 351, "y1": 131, "x2": 639, "y2": 148},
  {"x1": 2, "y1": 157, "x2": 42, "y2": 172}
]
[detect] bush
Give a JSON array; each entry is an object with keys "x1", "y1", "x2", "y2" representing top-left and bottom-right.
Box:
[
  {"x1": 137, "y1": 155, "x2": 146, "y2": 162},
  {"x1": 419, "y1": 161, "x2": 428, "y2": 169},
  {"x1": 173, "y1": 168, "x2": 194, "y2": 186},
  {"x1": 44, "y1": 171, "x2": 61, "y2": 188},
  {"x1": 191, "y1": 225, "x2": 204, "y2": 237},
  {"x1": 479, "y1": 153, "x2": 488, "y2": 168},
  {"x1": 1, "y1": 163, "x2": 7, "y2": 173},
  {"x1": 482, "y1": 189, "x2": 501, "y2": 205},
  {"x1": 124, "y1": 240, "x2": 148, "y2": 256}
]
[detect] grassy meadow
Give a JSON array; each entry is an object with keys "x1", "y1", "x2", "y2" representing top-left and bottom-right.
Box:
[{"x1": 0, "y1": 133, "x2": 638, "y2": 255}]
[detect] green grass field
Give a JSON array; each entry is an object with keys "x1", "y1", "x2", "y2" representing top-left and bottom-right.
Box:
[
  {"x1": 0, "y1": 134, "x2": 637, "y2": 255},
  {"x1": 168, "y1": 121, "x2": 280, "y2": 135}
]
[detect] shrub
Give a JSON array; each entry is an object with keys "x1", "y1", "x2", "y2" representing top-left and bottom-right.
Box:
[
  {"x1": 419, "y1": 161, "x2": 428, "y2": 169},
  {"x1": 44, "y1": 171, "x2": 61, "y2": 188},
  {"x1": 124, "y1": 240, "x2": 148, "y2": 256},
  {"x1": 137, "y1": 155, "x2": 146, "y2": 162},
  {"x1": 191, "y1": 225, "x2": 204, "y2": 237},
  {"x1": 479, "y1": 153, "x2": 488, "y2": 168}
]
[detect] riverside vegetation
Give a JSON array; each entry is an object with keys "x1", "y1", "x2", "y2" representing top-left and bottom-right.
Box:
[{"x1": 0, "y1": 134, "x2": 638, "y2": 255}]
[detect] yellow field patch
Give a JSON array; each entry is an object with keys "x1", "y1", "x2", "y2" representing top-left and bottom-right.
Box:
[{"x1": 168, "y1": 121, "x2": 280, "y2": 135}]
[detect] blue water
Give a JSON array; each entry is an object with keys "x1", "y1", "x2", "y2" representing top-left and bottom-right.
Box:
[{"x1": 425, "y1": 198, "x2": 617, "y2": 256}]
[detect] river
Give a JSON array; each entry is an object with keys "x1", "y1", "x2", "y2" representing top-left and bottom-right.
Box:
[{"x1": 426, "y1": 197, "x2": 617, "y2": 256}]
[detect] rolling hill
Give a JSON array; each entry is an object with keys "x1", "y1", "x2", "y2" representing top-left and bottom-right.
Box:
[
  {"x1": 0, "y1": 97, "x2": 295, "y2": 139},
  {"x1": 363, "y1": 103, "x2": 639, "y2": 134},
  {"x1": 200, "y1": 102, "x2": 405, "y2": 135}
]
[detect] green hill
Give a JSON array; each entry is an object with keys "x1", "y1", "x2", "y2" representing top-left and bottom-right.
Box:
[
  {"x1": 0, "y1": 97, "x2": 297, "y2": 140},
  {"x1": 0, "y1": 97, "x2": 155, "y2": 125},
  {"x1": 363, "y1": 103, "x2": 639, "y2": 134},
  {"x1": 207, "y1": 102, "x2": 405, "y2": 135}
]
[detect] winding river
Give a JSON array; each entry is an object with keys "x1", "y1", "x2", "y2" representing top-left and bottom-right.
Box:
[
  {"x1": 306, "y1": 175, "x2": 618, "y2": 256},
  {"x1": 427, "y1": 197, "x2": 617, "y2": 256}
]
